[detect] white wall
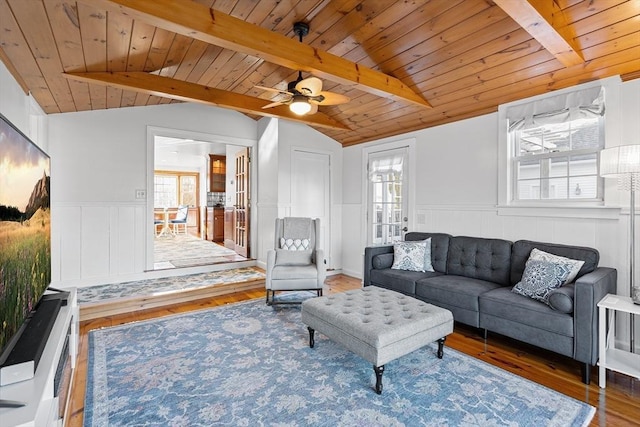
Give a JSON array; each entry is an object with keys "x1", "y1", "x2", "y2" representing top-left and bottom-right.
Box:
[
  {"x1": 46, "y1": 102, "x2": 259, "y2": 286},
  {"x1": 41, "y1": 98, "x2": 343, "y2": 287},
  {"x1": 278, "y1": 120, "x2": 343, "y2": 271},
  {"x1": 255, "y1": 118, "x2": 343, "y2": 271}
]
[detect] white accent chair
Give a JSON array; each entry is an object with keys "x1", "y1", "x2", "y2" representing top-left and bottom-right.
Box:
[{"x1": 265, "y1": 217, "x2": 326, "y2": 305}]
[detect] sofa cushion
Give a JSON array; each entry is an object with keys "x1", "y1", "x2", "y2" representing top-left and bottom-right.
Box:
[
  {"x1": 275, "y1": 248, "x2": 312, "y2": 266},
  {"x1": 415, "y1": 275, "x2": 503, "y2": 314},
  {"x1": 479, "y1": 287, "x2": 573, "y2": 337},
  {"x1": 547, "y1": 284, "x2": 575, "y2": 314},
  {"x1": 372, "y1": 253, "x2": 394, "y2": 270},
  {"x1": 370, "y1": 268, "x2": 442, "y2": 295},
  {"x1": 405, "y1": 232, "x2": 451, "y2": 273},
  {"x1": 510, "y1": 240, "x2": 599, "y2": 286},
  {"x1": 446, "y1": 236, "x2": 512, "y2": 285},
  {"x1": 512, "y1": 259, "x2": 572, "y2": 303}
]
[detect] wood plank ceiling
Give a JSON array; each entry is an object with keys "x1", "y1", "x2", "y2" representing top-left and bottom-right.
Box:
[{"x1": 1, "y1": 0, "x2": 639, "y2": 146}]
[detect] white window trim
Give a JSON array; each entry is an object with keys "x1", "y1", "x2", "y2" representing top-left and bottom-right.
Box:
[{"x1": 497, "y1": 75, "x2": 623, "y2": 219}]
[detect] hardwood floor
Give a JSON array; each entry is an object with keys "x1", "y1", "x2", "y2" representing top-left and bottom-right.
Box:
[{"x1": 67, "y1": 274, "x2": 639, "y2": 426}]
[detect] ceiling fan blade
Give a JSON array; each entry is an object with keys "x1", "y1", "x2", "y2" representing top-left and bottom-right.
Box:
[
  {"x1": 307, "y1": 103, "x2": 319, "y2": 115},
  {"x1": 261, "y1": 101, "x2": 286, "y2": 109},
  {"x1": 255, "y1": 85, "x2": 292, "y2": 96},
  {"x1": 315, "y1": 91, "x2": 350, "y2": 105},
  {"x1": 295, "y1": 77, "x2": 323, "y2": 96}
]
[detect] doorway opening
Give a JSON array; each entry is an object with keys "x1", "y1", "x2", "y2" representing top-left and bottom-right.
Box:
[{"x1": 151, "y1": 133, "x2": 252, "y2": 270}]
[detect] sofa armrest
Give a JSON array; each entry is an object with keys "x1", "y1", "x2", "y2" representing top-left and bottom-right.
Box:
[
  {"x1": 363, "y1": 245, "x2": 394, "y2": 286},
  {"x1": 573, "y1": 267, "x2": 617, "y2": 365}
]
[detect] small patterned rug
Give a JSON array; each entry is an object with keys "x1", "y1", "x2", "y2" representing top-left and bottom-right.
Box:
[
  {"x1": 154, "y1": 234, "x2": 244, "y2": 268},
  {"x1": 77, "y1": 267, "x2": 265, "y2": 305},
  {"x1": 84, "y1": 296, "x2": 595, "y2": 426}
]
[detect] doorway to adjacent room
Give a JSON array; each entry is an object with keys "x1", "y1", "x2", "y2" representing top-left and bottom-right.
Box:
[{"x1": 150, "y1": 132, "x2": 253, "y2": 270}]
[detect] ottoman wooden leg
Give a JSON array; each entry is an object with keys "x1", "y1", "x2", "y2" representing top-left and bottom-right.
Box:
[
  {"x1": 308, "y1": 327, "x2": 315, "y2": 348},
  {"x1": 437, "y1": 337, "x2": 446, "y2": 359},
  {"x1": 373, "y1": 365, "x2": 385, "y2": 394}
]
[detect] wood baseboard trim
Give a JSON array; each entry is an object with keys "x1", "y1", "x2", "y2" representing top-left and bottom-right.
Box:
[{"x1": 79, "y1": 279, "x2": 265, "y2": 321}]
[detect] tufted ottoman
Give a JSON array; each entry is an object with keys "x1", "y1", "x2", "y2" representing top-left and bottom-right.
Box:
[{"x1": 301, "y1": 286, "x2": 454, "y2": 394}]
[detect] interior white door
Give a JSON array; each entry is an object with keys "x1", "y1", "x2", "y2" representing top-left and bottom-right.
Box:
[{"x1": 291, "y1": 150, "x2": 331, "y2": 265}]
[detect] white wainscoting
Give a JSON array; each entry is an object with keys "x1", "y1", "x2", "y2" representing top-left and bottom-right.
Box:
[
  {"x1": 413, "y1": 204, "x2": 624, "y2": 274},
  {"x1": 51, "y1": 202, "x2": 147, "y2": 287}
]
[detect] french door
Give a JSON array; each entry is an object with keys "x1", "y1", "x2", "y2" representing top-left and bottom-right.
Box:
[
  {"x1": 367, "y1": 147, "x2": 408, "y2": 245},
  {"x1": 234, "y1": 147, "x2": 250, "y2": 257}
]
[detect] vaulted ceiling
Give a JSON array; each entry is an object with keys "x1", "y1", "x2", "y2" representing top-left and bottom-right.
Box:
[{"x1": 1, "y1": 0, "x2": 639, "y2": 146}]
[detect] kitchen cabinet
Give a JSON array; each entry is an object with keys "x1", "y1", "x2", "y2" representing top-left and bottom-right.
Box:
[
  {"x1": 210, "y1": 155, "x2": 226, "y2": 192},
  {"x1": 206, "y1": 207, "x2": 224, "y2": 242}
]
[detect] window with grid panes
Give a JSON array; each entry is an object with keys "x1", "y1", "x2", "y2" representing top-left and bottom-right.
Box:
[
  {"x1": 506, "y1": 85, "x2": 605, "y2": 203},
  {"x1": 512, "y1": 117, "x2": 603, "y2": 201},
  {"x1": 154, "y1": 172, "x2": 198, "y2": 208}
]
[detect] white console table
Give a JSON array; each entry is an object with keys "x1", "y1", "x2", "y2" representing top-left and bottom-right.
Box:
[
  {"x1": 598, "y1": 293, "x2": 640, "y2": 388},
  {"x1": 0, "y1": 288, "x2": 78, "y2": 426}
]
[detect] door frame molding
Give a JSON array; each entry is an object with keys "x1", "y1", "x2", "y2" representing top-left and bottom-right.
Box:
[
  {"x1": 145, "y1": 126, "x2": 255, "y2": 271},
  {"x1": 361, "y1": 138, "x2": 417, "y2": 250}
]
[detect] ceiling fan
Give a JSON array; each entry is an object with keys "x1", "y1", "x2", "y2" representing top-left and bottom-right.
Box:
[{"x1": 255, "y1": 22, "x2": 350, "y2": 116}]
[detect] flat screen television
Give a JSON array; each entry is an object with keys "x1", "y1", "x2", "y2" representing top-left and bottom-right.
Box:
[{"x1": 0, "y1": 113, "x2": 51, "y2": 369}]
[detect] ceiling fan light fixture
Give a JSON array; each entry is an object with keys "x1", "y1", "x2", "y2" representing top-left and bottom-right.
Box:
[{"x1": 290, "y1": 95, "x2": 311, "y2": 115}]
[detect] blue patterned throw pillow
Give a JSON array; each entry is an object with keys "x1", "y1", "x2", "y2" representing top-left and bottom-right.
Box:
[
  {"x1": 512, "y1": 259, "x2": 573, "y2": 303},
  {"x1": 528, "y1": 248, "x2": 584, "y2": 284},
  {"x1": 391, "y1": 240, "x2": 432, "y2": 272}
]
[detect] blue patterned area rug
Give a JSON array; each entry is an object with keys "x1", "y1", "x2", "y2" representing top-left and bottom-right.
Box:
[{"x1": 84, "y1": 296, "x2": 595, "y2": 426}]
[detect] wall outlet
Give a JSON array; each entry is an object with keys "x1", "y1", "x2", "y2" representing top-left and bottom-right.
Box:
[{"x1": 135, "y1": 189, "x2": 146, "y2": 199}]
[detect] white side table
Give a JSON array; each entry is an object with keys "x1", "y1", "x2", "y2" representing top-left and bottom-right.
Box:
[{"x1": 597, "y1": 294, "x2": 640, "y2": 388}]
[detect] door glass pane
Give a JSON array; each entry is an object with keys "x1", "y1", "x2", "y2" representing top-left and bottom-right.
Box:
[{"x1": 368, "y1": 148, "x2": 407, "y2": 245}]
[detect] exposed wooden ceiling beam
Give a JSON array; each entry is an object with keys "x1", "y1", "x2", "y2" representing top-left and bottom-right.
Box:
[
  {"x1": 62, "y1": 72, "x2": 350, "y2": 131},
  {"x1": 78, "y1": 0, "x2": 431, "y2": 108},
  {"x1": 494, "y1": 0, "x2": 584, "y2": 68}
]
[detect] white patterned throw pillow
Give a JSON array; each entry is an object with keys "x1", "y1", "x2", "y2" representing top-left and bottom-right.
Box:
[
  {"x1": 512, "y1": 259, "x2": 573, "y2": 303},
  {"x1": 391, "y1": 240, "x2": 432, "y2": 272},
  {"x1": 280, "y1": 238, "x2": 310, "y2": 251},
  {"x1": 528, "y1": 248, "x2": 584, "y2": 284}
]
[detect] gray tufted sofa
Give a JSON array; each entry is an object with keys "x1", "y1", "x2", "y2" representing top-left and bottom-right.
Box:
[{"x1": 363, "y1": 232, "x2": 617, "y2": 384}]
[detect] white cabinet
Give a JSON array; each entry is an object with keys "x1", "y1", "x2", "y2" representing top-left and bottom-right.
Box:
[
  {"x1": 597, "y1": 293, "x2": 640, "y2": 388},
  {"x1": 0, "y1": 288, "x2": 78, "y2": 426}
]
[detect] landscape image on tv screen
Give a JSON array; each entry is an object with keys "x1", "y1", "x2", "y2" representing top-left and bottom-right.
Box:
[{"x1": 0, "y1": 114, "x2": 51, "y2": 357}]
